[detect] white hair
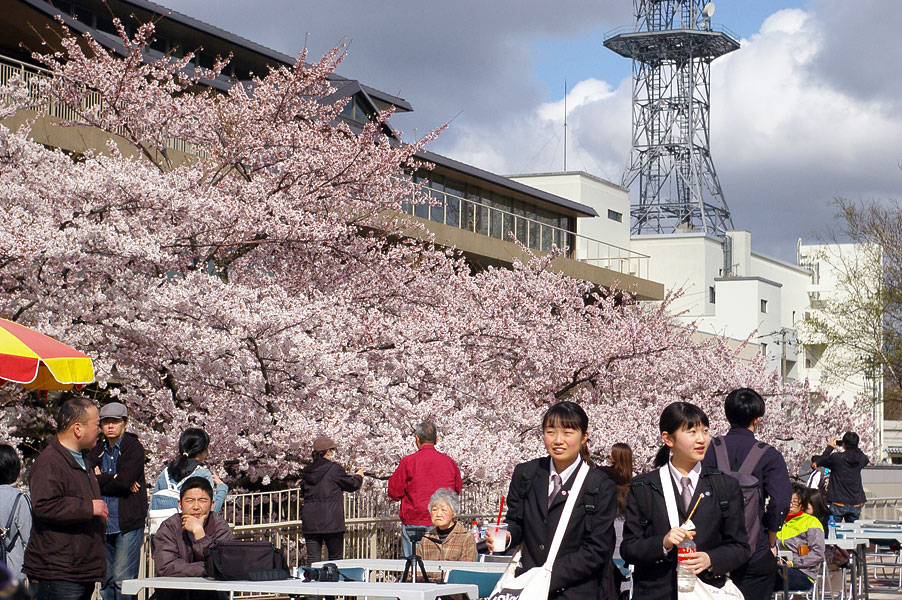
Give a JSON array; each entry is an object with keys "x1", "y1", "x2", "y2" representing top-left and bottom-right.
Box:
[{"x1": 428, "y1": 488, "x2": 460, "y2": 515}]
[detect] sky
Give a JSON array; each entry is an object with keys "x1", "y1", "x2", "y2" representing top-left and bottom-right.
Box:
[{"x1": 155, "y1": 0, "x2": 902, "y2": 263}]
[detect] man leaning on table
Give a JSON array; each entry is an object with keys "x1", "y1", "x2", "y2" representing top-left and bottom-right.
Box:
[{"x1": 153, "y1": 476, "x2": 232, "y2": 600}]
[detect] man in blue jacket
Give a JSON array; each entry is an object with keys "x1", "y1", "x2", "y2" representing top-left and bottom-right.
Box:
[{"x1": 703, "y1": 388, "x2": 792, "y2": 600}]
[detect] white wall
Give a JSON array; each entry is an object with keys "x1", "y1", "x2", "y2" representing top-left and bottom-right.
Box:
[{"x1": 510, "y1": 172, "x2": 631, "y2": 249}]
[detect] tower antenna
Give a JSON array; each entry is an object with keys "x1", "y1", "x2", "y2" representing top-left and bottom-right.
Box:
[
  {"x1": 563, "y1": 78, "x2": 568, "y2": 171},
  {"x1": 605, "y1": 0, "x2": 738, "y2": 236}
]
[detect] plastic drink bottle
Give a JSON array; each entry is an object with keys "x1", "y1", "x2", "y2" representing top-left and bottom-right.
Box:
[
  {"x1": 677, "y1": 537, "x2": 697, "y2": 592},
  {"x1": 470, "y1": 520, "x2": 480, "y2": 542},
  {"x1": 828, "y1": 515, "x2": 837, "y2": 540}
]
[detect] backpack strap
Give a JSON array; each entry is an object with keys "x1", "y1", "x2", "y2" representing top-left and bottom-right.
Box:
[
  {"x1": 738, "y1": 442, "x2": 769, "y2": 475},
  {"x1": 706, "y1": 471, "x2": 730, "y2": 518},
  {"x1": 632, "y1": 479, "x2": 653, "y2": 528},
  {"x1": 712, "y1": 436, "x2": 730, "y2": 472},
  {"x1": 517, "y1": 460, "x2": 539, "y2": 500},
  {"x1": 582, "y1": 478, "x2": 600, "y2": 533},
  {"x1": 2, "y1": 493, "x2": 27, "y2": 552}
]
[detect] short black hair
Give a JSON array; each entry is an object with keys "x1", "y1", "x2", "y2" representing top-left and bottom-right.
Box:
[
  {"x1": 810, "y1": 455, "x2": 820, "y2": 466},
  {"x1": 180, "y1": 476, "x2": 214, "y2": 500},
  {"x1": 57, "y1": 397, "x2": 96, "y2": 433},
  {"x1": 724, "y1": 388, "x2": 766, "y2": 428},
  {"x1": 842, "y1": 432, "x2": 860, "y2": 450},
  {"x1": 0, "y1": 445, "x2": 21, "y2": 485}
]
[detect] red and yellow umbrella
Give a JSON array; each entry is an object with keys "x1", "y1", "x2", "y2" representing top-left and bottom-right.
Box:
[{"x1": 0, "y1": 318, "x2": 95, "y2": 390}]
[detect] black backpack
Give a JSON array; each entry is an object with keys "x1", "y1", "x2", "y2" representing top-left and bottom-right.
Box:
[
  {"x1": 0, "y1": 493, "x2": 30, "y2": 566},
  {"x1": 712, "y1": 437, "x2": 769, "y2": 555}
]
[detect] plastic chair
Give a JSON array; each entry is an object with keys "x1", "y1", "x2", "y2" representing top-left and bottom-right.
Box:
[
  {"x1": 774, "y1": 551, "x2": 818, "y2": 600},
  {"x1": 446, "y1": 569, "x2": 503, "y2": 598}
]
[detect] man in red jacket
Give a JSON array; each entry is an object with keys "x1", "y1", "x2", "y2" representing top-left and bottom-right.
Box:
[{"x1": 388, "y1": 422, "x2": 461, "y2": 558}]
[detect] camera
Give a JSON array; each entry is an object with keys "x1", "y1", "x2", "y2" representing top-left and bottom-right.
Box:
[
  {"x1": 299, "y1": 562, "x2": 340, "y2": 582},
  {"x1": 407, "y1": 528, "x2": 426, "y2": 544}
]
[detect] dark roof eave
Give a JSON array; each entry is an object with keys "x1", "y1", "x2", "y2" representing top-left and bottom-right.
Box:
[
  {"x1": 415, "y1": 149, "x2": 599, "y2": 218},
  {"x1": 15, "y1": 0, "x2": 412, "y2": 111}
]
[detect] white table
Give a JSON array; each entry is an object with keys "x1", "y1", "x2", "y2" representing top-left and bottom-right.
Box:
[
  {"x1": 122, "y1": 576, "x2": 479, "y2": 600},
  {"x1": 312, "y1": 558, "x2": 510, "y2": 575}
]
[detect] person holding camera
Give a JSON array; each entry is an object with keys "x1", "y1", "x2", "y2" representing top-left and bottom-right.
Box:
[
  {"x1": 819, "y1": 432, "x2": 869, "y2": 523},
  {"x1": 301, "y1": 436, "x2": 364, "y2": 566}
]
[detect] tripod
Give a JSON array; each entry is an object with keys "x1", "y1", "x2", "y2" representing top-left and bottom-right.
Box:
[{"x1": 401, "y1": 538, "x2": 430, "y2": 583}]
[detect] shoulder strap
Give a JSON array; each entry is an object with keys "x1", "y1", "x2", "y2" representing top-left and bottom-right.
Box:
[
  {"x1": 658, "y1": 466, "x2": 680, "y2": 529},
  {"x1": 177, "y1": 466, "x2": 202, "y2": 488},
  {"x1": 517, "y1": 460, "x2": 539, "y2": 499},
  {"x1": 3, "y1": 493, "x2": 25, "y2": 551},
  {"x1": 633, "y1": 479, "x2": 653, "y2": 527},
  {"x1": 738, "y1": 442, "x2": 769, "y2": 475},
  {"x1": 544, "y1": 462, "x2": 589, "y2": 568},
  {"x1": 706, "y1": 472, "x2": 730, "y2": 518},
  {"x1": 712, "y1": 437, "x2": 730, "y2": 471},
  {"x1": 582, "y1": 476, "x2": 600, "y2": 533}
]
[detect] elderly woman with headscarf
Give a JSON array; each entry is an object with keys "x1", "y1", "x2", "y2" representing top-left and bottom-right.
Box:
[{"x1": 417, "y1": 488, "x2": 477, "y2": 570}]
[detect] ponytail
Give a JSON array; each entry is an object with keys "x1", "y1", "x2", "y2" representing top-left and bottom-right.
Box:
[
  {"x1": 652, "y1": 445, "x2": 671, "y2": 469},
  {"x1": 168, "y1": 427, "x2": 210, "y2": 481},
  {"x1": 580, "y1": 441, "x2": 595, "y2": 467}
]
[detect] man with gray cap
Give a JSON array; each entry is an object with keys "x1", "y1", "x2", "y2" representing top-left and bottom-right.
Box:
[{"x1": 87, "y1": 402, "x2": 147, "y2": 600}]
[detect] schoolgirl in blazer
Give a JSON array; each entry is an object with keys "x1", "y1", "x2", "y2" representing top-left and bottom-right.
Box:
[
  {"x1": 620, "y1": 402, "x2": 749, "y2": 600},
  {"x1": 492, "y1": 402, "x2": 618, "y2": 600}
]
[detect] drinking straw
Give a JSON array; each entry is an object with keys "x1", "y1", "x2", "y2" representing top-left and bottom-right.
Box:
[{"x1": 494, "y1": 495, "x2": 506, "y2": 530}]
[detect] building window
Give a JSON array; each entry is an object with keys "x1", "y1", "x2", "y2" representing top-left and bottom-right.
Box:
[
  {"x1": 761, "y1": 343, "x2": 767, "y2": 356},
  {"x1": 708, "y1": 286, "x2": 715, "y2": 304},
  {"x1": 607, "y1": 209, "x2": 623, "y2": 223},
  {"x1": 760, "y1": 299, "x2": 768, "y2": 313}
]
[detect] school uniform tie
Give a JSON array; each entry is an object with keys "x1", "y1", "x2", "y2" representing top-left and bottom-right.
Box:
[
  {"x1": 548, "y1": 473, "x2": 562, "y2": 508},
  {"x1": 680, "y1": 476, "x2": 692, "y2": 512}
]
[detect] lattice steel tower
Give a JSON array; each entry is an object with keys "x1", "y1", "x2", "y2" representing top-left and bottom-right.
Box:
[{"x1": 605, "y1": 1, "x2": 739, "y2": 236}]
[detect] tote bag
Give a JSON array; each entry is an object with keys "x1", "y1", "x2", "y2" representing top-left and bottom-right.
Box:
[
  {"x1": 489, "y1": 462, "x2": 590, "y2": 600},
  {"x1": 657, "y1": 467, "x2": 744, "y2": 600}
]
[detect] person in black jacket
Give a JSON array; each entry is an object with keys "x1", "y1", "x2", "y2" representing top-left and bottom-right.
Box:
[
  {"x1": 86, "y1": 402, "x2": 147, "y2": 600},
  {"x1": 488, "y1": 401, "x2": 618, "y2": 600},
  {"x1": 820, "y1": 431, "x2": 869, "y2": 522},
  {"x1": 301, "y1": 436, "x2": 364, "y2": 565},
  {"x1": 621, "y1": 402, "x2": 749, "y2": 600}
]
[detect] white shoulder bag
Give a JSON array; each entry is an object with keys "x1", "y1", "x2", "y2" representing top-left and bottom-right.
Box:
[
  {"x1": 658, "y1": 467, "x2": 744, "y2": 600},
  {"x1": 489, "y1": 462, "x2": 590, "y2": 600}
]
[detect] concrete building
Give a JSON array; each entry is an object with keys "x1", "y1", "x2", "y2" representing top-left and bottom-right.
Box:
[{"x1": 513, "y1": 171, "x2": 897, "y2": 461}]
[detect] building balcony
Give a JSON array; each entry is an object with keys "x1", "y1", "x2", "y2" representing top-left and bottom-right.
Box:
[{"x1": 402, "y1": 188, "x2": 663, "y2": 301}]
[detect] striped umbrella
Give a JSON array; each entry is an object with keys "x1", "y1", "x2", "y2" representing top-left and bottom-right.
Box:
[{"x1": 0, "y1": 318, "x2": 95, "y2": 390}]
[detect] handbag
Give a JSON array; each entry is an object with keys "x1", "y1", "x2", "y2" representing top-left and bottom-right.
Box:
[
  {"x1": 657, "y1": 467, "x2": 744, "y2": 600},
  {"x1": 205, "y1": 540, "x2": 290, "y2": 581},
  {"x1": 488, "y1": 462, "x2": 590, "y2": 600}
]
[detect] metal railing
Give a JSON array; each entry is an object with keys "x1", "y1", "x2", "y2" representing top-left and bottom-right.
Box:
[
  {"x1": 863, "y1": 497, "x2": 902, "y2": 521},
  {"x1": 406, "y1": 187, "x2": 650, "y2": 279},
  {"x1": 0, "y1": 53, "x2": 204, "y2": 157}
]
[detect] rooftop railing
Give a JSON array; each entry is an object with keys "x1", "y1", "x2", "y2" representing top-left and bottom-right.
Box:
[
  {"x1": 406, "y1": 187, "x2": 650, "y2": 280},
  {"x1": 0, "y1": 52, "x2": 205, "y2": 157}
]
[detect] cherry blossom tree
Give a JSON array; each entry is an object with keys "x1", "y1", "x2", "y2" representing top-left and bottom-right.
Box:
[{"x1": 0, "y1": 21, "x2": 871, "y2": 489}]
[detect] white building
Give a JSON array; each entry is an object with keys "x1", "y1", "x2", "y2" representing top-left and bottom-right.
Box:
[{"x1": 513, "y1": 171, "x2": 897, "y2": 462}]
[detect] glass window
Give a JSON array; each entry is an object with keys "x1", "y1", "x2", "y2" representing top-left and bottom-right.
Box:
[
  {"x1": 760, "y1": 299, "x2": 768, "y2": 313},
  {"x1": 608, "y1": 209, "x2": 623, "y2": 223},
  {"x1": 709, "y1": 286, "x2": 716, "y2": 304}
]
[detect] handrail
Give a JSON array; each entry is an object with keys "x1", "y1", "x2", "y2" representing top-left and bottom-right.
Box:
[
  {"x1": 409, "y1": 186, "x2": 650, "y2": 279},
  {"x1": 0, "y1": 53, "x2": 206, "y2": 157}
]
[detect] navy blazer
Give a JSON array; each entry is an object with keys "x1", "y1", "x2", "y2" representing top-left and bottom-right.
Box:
[
  {"x1": 504, "y1": 458, "x2": 618, "y2": 600},
  {"x1": 620, "y1": 466, "x2": 750, "y2": 600}
]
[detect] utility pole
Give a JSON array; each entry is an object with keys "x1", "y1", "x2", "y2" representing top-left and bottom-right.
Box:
[{"x1": 781, "y1": 328, "x2": 787, "y2": 384}]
